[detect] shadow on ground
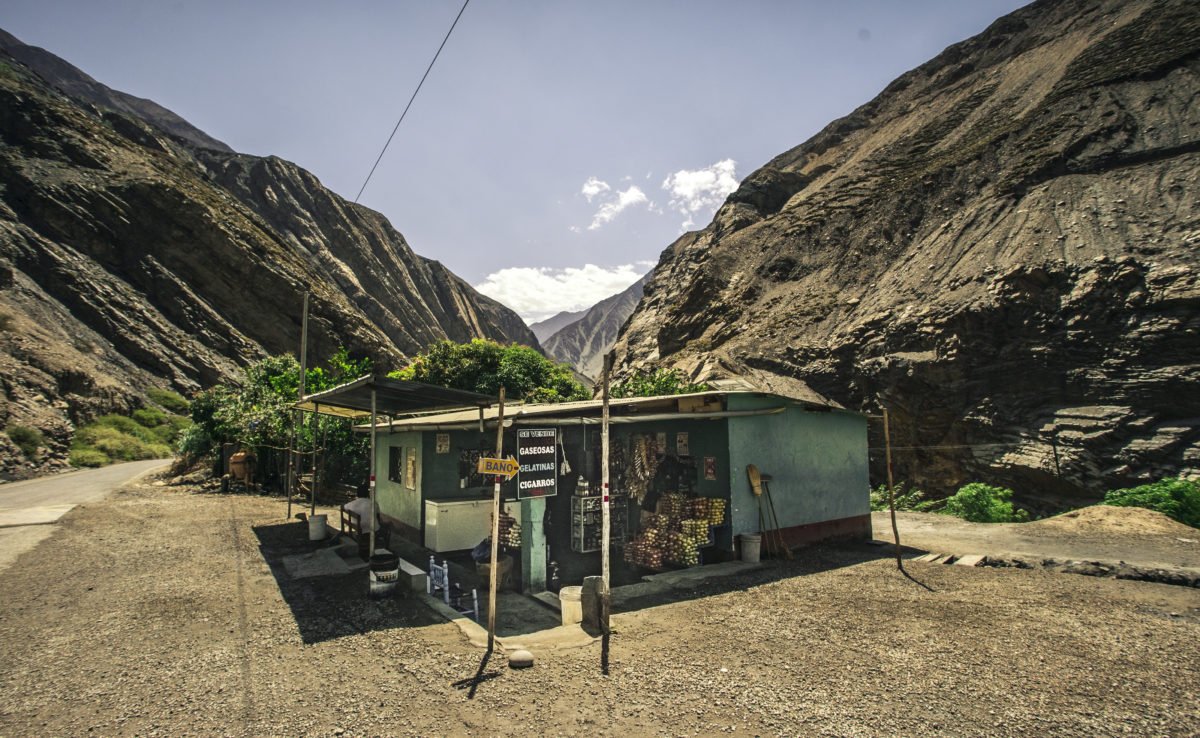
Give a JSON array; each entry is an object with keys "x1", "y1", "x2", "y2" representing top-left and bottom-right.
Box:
[{"x1": 252, "y1": 521, "x2": 442, "y2": 644}]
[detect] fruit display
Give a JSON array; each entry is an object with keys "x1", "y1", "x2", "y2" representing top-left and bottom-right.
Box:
[
  {"x1": 626, "y1": 496, "x2": 724, "y2": 568},
  {"x1": 495, "y1": 508, "x2": 521, "y2": 548}
]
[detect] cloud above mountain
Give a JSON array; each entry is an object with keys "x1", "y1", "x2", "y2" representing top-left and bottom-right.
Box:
[
  {"x1": 475, "y1": 262, "x2": 652, "y2": 323},
  {"x1": 662, "y1": 158, "x2": 739, "y2": 229}
]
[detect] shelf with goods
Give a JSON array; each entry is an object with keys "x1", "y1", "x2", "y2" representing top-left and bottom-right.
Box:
[
  {"x1": 570, "y1": 489, "x2": 631, "y2": 554},
  {"x1": 624, "y1": 493, "x2": 727, "y2": 570}
]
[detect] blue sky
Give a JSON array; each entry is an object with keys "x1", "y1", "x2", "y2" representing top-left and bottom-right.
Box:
[{"x1": 3, "y1": 0, "x2": 1026, "y2": 322}]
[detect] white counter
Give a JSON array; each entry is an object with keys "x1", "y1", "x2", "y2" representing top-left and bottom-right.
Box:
[{"x1": 424, "y1": 498, "x2": 523, "y2": 553}]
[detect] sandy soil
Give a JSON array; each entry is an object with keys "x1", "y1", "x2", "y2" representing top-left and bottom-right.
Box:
[
  {"x1": 874, "y1": 508, "x2": 1200, "y2": 571},
  {"x1": 0, "y1": 483, "x2": 1197, "y2": 737}
]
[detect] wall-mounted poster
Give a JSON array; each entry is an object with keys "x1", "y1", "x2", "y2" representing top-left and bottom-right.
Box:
[
  {"x1": 517, "y1": 428, "x2": 558, "y2": 499},
  {"x1": 405, "y1": 450, "x2": 417, "y2": 489},
  {"x1": 676, "y1": 432, "x2": 690, "y2": 457},
  {"x1": 704, "y1": 455, "x2": 717, "y2": 481},
  {"x1": 436, "y1": 433, "x2": 450, "y2": 454}
]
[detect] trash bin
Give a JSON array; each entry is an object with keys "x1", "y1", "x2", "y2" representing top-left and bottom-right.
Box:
[{"x1": 559, "y1": 585, "x2": 583, "y2": 626}]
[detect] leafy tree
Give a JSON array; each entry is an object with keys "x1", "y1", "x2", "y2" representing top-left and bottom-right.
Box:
[
  {"x1": 610, "y1": 367, "x2": 710, "y2": 398},
  {"x1": 1104, "y1": 477, "x2": 1200, "y2": 528},
  {"x1": 390, "y1": 339, "x2": 588, "y2": 403},
  {"x1": 182, "y1": 349, "x2": 373, "y2": 487},
  {"x1": 938, "y1": 482, "x2": 1028, "y2": 523}
]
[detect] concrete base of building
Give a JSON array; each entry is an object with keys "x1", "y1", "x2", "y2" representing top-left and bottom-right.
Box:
[{"x1": 775, "y1": 513, "x2": 872, "y2": 550}]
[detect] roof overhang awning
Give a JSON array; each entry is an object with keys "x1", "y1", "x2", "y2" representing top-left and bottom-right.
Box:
[{"x1": 294, "y1": 374, "x2": 495, "y2": 418}]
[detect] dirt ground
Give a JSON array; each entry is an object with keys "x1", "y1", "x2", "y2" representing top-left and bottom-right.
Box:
[
  {"x1": 1, "y1": 483, "x2": 1198, "y2": 737},
  {"x1": 874, "y1": 508, "x2": 1200, "y2": 571}
]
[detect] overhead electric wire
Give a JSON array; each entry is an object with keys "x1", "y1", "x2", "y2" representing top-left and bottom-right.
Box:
[{"x1": 354, "y1": 0, "x2": 471, "y2": 203}]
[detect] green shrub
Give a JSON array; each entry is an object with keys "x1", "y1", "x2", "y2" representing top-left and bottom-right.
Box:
[
  {"x1": 69, "y1": 448, "x2": 110, "y2": 467},
  {"x1": 1104, "y1": 478, "x2": 1200, "y2": 528},
  {"x1": 939, "y1": 482, "x2": 1028, "y2": 523},
  {"x1": 132, "y1": 407, "x2": 167, "y2": 428},
  {"x1": 71, "y1": 424, "x2": 171, "y2": 465},
  {"x1": 869, "y1": 482, "x2": 938, "y2": 512},
  {"x1": 5, "y1": 424, "x2": 44, "y2": 458},
  {"x1": 146, "y1": 388, "x2": 190, "y2": 414},
  {"x1": 92, "y1": 415, "x2": 157, "y2": 443}
]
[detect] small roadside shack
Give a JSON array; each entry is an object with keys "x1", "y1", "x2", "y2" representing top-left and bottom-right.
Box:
[
  {"x1": 294, "y1": 374, "x2": 496, "y2": 558},
  {"x1": 362, "y1": 375, "x2": 870, "y2": 594}
]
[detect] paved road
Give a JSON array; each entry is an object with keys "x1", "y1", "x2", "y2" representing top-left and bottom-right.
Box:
[{"x1": 0, "y1": 458, "x2": 170, "y2": 571}]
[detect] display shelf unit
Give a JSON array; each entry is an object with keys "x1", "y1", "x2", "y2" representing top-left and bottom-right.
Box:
[{"x1": 570, "y1": 491, "x2": 630, "y2": 553}]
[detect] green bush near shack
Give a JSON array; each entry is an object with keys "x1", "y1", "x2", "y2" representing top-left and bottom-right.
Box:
[
  {"x1": 869, "y1": 482, "x2": 937, "y2": 512},
  {"x1": 1104, "y1": 477, "x2": 1200, "y2": 528},
  {"x1": 611, "y1": 367, "x2": 709, "y2": 398},
  {"x1": 147, "y1": 388, "x2": 190, "y2": 414},
  {"x1": 938, "y1": 482, "x2": 1028, "y2": 523},
  {"x1": 390, "y1": 339, "x2": 588, "y2": 402}
]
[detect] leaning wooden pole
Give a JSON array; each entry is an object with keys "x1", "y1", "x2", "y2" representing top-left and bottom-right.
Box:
[
  {"x1": 883, "y1": 407, "x2": 902, "y2": 570},
  {"x1": 487, "y1": 387, "x2": 506, "y2": 653}
]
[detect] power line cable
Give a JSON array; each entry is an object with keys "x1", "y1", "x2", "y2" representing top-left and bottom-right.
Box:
[{"x1": 354, "y1": 0, "x2": 471, "y2": 203}]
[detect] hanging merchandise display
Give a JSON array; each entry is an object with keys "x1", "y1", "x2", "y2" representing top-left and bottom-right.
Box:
[{"x1": 627, "y1": 434, "x2": 660, "y2": 503}]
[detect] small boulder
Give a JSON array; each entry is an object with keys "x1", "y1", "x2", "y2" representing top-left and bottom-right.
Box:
[{"x1": 508, "y1": 649, "x2": 534, "y2": 669}]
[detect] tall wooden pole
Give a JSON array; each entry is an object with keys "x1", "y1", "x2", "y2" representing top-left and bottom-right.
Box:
[
  {"x1": 487, "y1": 387, "x2": 506, "y2": 652},
  {"x1": 600, "y1": 354, "x2": 612, "y2": 631},
  {"x1": 883, "y1": 407, "x2": 902, "y2": 569},
  {"x1": 368, "y1": 389, "x2": 377, "y2": 559},
  {"x1": 287, "y1": 292, "x2": 310, "y2": 521}
]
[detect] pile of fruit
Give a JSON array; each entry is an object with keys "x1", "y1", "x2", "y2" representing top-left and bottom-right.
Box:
[
  {"x1": 688, "y1": 497, "x2": 726, "y2": 526},
  {"x1": 495, "y1": 509, "x2": 521, "y2": 548},
  {"x1": 626, "y1": 502, "x2": 718, "y2": 568}
]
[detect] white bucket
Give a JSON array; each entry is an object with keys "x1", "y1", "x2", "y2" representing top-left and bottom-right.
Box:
[
  {"x1": 308, "y1": 514, "x2": 328, "y2": 541},
  {"x1": 740, "y1": 533, "x2": 762, "y2": 564},
  {"x1": 559, "y1": 585, "x2": 583, "y2": 626}
]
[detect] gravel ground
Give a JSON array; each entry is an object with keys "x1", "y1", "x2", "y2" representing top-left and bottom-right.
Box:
[{"x1": 1, "y1": 482, "x2": 1198, "y2": 737}]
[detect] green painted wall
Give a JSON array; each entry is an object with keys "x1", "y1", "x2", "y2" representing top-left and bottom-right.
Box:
[
  {"x1": 374, "y1": 431, "x2": 424, "y2": 530},
  {"x1": 725, "y1": 396, "x2": 869, "y2": 537}
]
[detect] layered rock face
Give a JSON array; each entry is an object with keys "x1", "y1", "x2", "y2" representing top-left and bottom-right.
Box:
[
  {"x1": 611, "y1": 0, "x2": 1200, "y2": 503},
  {"x1": 0, "y1": 37, "x2": 536, "y2": 476},
  {"x1": 543, "y1": 274, "x2": 647, "y2": 379}
]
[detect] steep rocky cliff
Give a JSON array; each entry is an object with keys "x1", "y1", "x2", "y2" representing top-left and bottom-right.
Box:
[
  {"x1": 543, "y1": 274, "x2": 647, "y2": 379},
  {"x1": 611, "y1": 0, "x2": 1200, "y2": 504},
  {"x1": 0, "y1": 35, "x2": 536, "y2": 476}
]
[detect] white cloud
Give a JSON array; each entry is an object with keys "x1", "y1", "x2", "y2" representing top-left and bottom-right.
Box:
[
  {"x1": 581, "y1": 176, "x2": 610, "y2": 202},
  {"x1": 661, "y1": 158, "x2": 739, "y2": 229},
  {"x1": 588, "y1": 185, "x2": 649, "y2": 230},
  {"x1": 475, "y1": 262, "x2": 653, "y2": 323}
]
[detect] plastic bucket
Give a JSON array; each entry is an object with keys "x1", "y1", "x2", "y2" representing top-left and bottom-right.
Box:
[
  {"x1": 559, "y1": 585, "x2": 583, "y2": 626},
  {"x1": 740, "y1": 533, "x2": 762, "y2": 564},
  {"x1": 308, "y1": 514, "x2": 328, "y2": 541}
]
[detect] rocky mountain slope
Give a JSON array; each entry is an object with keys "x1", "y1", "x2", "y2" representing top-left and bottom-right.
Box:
[
  {"x1": 610, "y1": 0, "x2": 1200, "y2": 503},
  {"x1": 543, "y1": 274, "x2": 647, "y2": 379},
  {"x1": 0, "y1": 33, "x2": 536, "y2": 476},
  {"x1": 529, "y1": 309, "x2": 587, "y2": 344}
]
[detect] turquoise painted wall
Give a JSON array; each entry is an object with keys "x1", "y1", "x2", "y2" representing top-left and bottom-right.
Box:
[{"x1": 725, "y1": 396, "x2": 869, "y2": 537}]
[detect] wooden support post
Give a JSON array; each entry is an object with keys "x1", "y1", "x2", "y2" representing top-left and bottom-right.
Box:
[
  {"x1": 487, "y1": 387, "x2": 506, "y2": 653},
  {"x1": 883, "y1": 407, "x2": 902, "y2": 569},
  {"x1": 368, "y1": 389, "x2": 377, "y2": 560},
  {"x1": 600, "y1": 353, "x2": 612, "y2": 633}
]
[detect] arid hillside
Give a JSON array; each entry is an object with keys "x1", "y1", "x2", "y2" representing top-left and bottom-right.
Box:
[
  {"x1": 611, "y1": 0, "x2": 1200, "y2": 502},
  {"x1": 0, "y1": 36, "x2": 537, "y2": 476}
]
